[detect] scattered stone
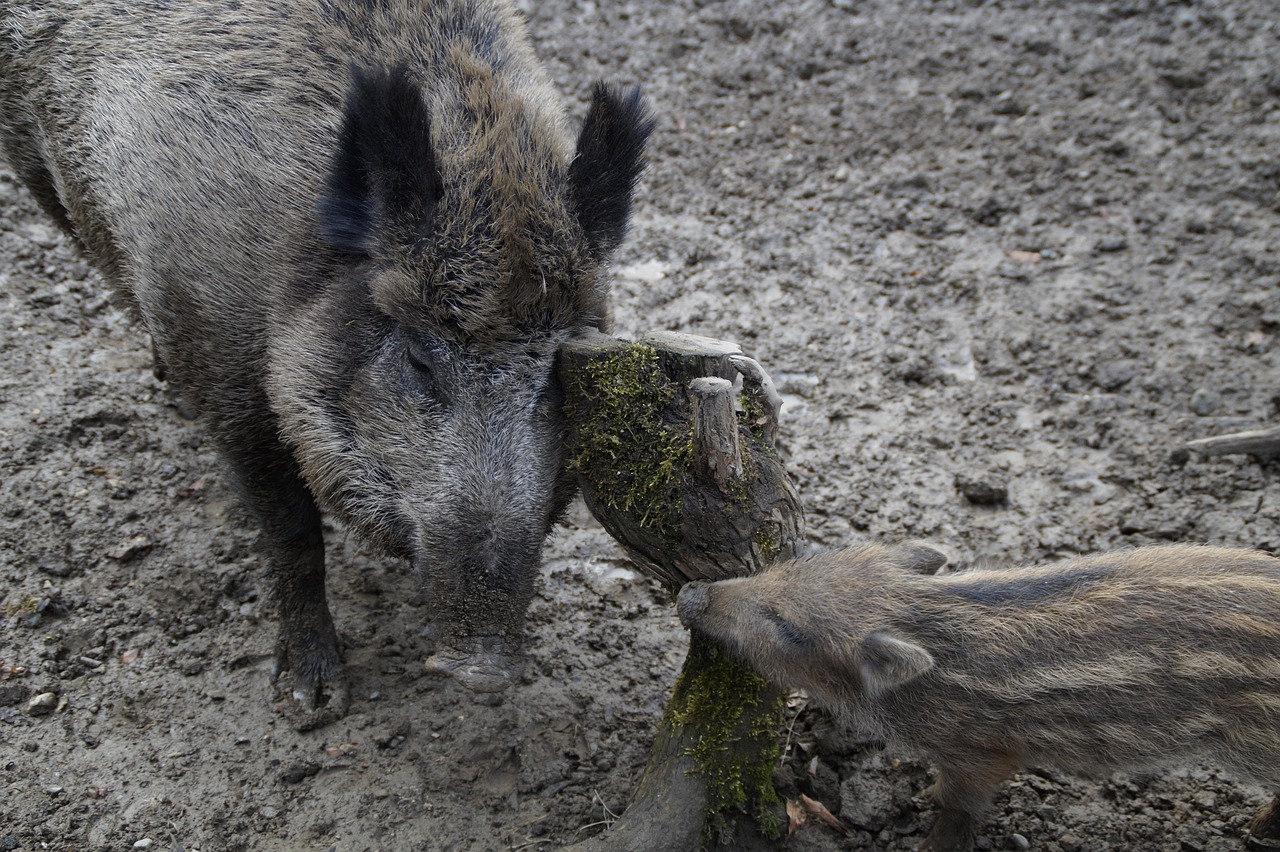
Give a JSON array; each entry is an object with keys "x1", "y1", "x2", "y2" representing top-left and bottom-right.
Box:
[
  {"x1": 972, "y1": 195, "x2": 1016, "y2": 226},
  {"x1": 1190, "y1": 389, "x2": 1221, "y2": 416},
  {"x1": 1011, "y1": 834, "x2": 1031, "y2": 850},
  {"x1": 992, "y1": 95, "x2": 1028, "y2": 116},
  {"x1": 35, "y1": 554, "x2": 73, "y2": 578},
  {"x1": 281, "y1": 762, "x2": 320, "y2": 784},
  {"x1": 1093, "y1": 359, "x2": 1138, "y2": 391},
  {"x1": 1096, "y1": 237, "x2": 1129, "y2": 253},
  {"x1": 1161, "y1": 68, "x2": 1208, "y2": 90},
  {"x1": 260, "y1": 805, "x2": 279, "y2": 819},
  {"x1": 26, "y1": 692, "x2": 57, "y2": 717},
  {"x1": 106, "y1": 534, "x2": 153, "y2": 563},
  {"x1": 0, "y1": 684, "x2": 29, "y2": 707},
  {"x1": 132, "y1": 839, "x2": 153, "y2": 850},
  {"x1": 955, "y1": 472, "x2": 1009, "y2": 506},
  {"x1": 374, "y1": 720, "x2": 412, "y2": 750}
]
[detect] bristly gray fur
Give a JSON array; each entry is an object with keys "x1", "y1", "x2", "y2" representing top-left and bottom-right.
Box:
[
  {"x1": 0, "y1": 0, "x2": 654, "y2": 716},
  {"x1": 681, "y1": 543, "x2": 1280, "y2": 851}
]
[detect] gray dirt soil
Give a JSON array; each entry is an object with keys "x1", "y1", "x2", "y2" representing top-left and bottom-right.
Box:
[{"x1": 2, "y1": 0, "x2": 1279, "y2": 849}]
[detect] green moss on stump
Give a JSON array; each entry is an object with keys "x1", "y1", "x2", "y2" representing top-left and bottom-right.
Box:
[
  {"x1": 563, "y1": 339, "x2": 789, "y2": 845},
  {"x1": 566, "y1": 343, "x2": 692, "y2": 545},
  {"x1": 670, "y1": 636, "x2": 786, "y2": 846}
]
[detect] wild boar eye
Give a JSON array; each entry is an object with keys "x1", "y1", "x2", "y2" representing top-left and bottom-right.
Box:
[
  {"x1": 764, "y1": 609, "x2": 811, "y2": 648},
  {"x1": 404, "y1": 343, "x2": 437, "y2": 393}
]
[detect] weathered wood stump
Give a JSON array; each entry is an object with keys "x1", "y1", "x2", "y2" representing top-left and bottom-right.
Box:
[{"x1": 558, "y1": 329, "x2": 806, "y2": 849}]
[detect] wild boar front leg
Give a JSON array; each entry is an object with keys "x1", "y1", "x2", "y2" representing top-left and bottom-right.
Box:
[
  {"x1": 922, "y1": 757, "x2": 1012, "y2": 852},
  {"x1": 1248, "y1": 794, "x2": 1280, "y2": 847},
  {"x1": 222, "y1": 432, "x2": 349, "y2": 726}
]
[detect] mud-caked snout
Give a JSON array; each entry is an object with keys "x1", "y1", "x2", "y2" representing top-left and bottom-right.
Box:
[
  {"x1": 424, "y1": 634, "x2": 523, "y2": 693},
  {"x1": 677, "y1": 581, "x2": 712, "y2": 629}
]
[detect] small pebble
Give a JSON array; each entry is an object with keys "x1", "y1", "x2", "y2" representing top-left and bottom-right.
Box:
[
  {"x1": 106, "y1": 535, "x2": 153, "y2": 563},
  {"x1": 35, "y1": 555, "x2": 72, "y2": 578},
  {"x1": 0, "y1": 684, "x2": 29, "y2": 707},
  {"x1": 281, "y1": 762, "x2": 320, "y2": 784},
  {"x1": 133, "y1": 840, "x2": 153, "y2": 850},
  {"x1": 1190, "y1": 388, "x2": 1221, "y2": 416},
  {"x1": 1011, "y1": 833, "x2": 1031, "y2": 850},
  {"x1": 954, "y1": 472, "x2": 1008, "y2": 506},
  {"x1": 260, "y1": 805, "x2": 278, "y2": 819},
  {"x1": 26, "y1": 692, "x2": 57, "y2": 717}
]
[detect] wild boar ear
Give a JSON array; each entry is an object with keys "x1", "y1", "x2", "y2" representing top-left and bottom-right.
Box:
[
  {"x1": 569, "y1": 82, "x2": 656, "y2": 258},
  {"x1": 319, "y1": 65, "x2": 443, "y2": 258},
  {"x1": 894, "y1": 541, "x2": 950, "y2": 575},
  {"x1": 859, "y1": 632, "x2": 934, "y2": 698}
]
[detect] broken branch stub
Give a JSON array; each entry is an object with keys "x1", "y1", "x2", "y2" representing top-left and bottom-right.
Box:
[
  {"x1": 559, "y1": 329, "x2": 805, "y2": 590},
  {"x1": 690, "y1": 377, "x2": 744, "y2": 492}
]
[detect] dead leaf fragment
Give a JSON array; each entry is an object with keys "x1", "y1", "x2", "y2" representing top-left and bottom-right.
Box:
[
  {"x1": 800, "y1": 793, "x2": 852, "y2": 836},
  {"x1": 1006, "y1": 249, "x2": 1042, "y2": 263},
  {"x1": 0, "y1": 664, "x2": 28, "y2": 679},
  {"x1": 786, "y1": 798, "x2": 808, "y2": 836}
]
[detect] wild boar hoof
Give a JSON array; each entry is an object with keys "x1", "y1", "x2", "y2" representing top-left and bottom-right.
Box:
[
  {"x1": 921, "y1": 810, "x2": 977, "y2": 852},
  {"x1": 272, "y1": 639, "x2": 350, "y2": 730},
  {"x1": 424, "y1": 640, "x2": 520, "y2": 693}
]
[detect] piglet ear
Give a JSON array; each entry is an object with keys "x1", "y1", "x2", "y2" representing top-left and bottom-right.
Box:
[
  {"x1": 894, "y1": 541, "x2": 950, "y2": 575},
  {"x1": 319, "y1": 65, "x2": 443, "y2": 258},
  {"x1": 860, "y1": 632, "x2": 933, "y2": 698},
  {"x1": 569, "y1": 82, "x2": 656, "y2": 258}
]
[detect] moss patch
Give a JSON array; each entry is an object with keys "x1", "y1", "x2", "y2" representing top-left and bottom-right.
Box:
[
  {"x1": 753, "y1": 526, "x2": 782, "y2": 564},
  {"x1": 669, "y1": 635, "x2": 785, "y2": 846},
  {"x1": 565, "y1": 343, "x2": 691, "y2": 545}
]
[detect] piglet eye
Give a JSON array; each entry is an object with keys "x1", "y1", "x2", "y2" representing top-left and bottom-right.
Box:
[{"x1": 764, "y1": 609, "x2": 811, "y2": 648}]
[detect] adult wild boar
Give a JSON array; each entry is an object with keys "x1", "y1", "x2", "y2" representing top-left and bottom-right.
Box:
[
  {"x1": 0, "y1": 0, "x2": 654, "y2": 722},
  {"x1": 679, "y1": 543, "x2": 1280, "y2": 851}
]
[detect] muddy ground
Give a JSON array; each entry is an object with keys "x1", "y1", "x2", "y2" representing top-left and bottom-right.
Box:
[{"x1": 2, "y1": 0, "x2": 1279, "y2": 849}]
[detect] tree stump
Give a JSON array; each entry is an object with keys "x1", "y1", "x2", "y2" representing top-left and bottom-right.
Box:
[{"x1": 558, "y1": 329, "x2": 806, "y2": 849}]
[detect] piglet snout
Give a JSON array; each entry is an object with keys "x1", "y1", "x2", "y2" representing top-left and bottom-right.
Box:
[{"x1": 676, "y1": 581, "x2": 711, "y2": 629}]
